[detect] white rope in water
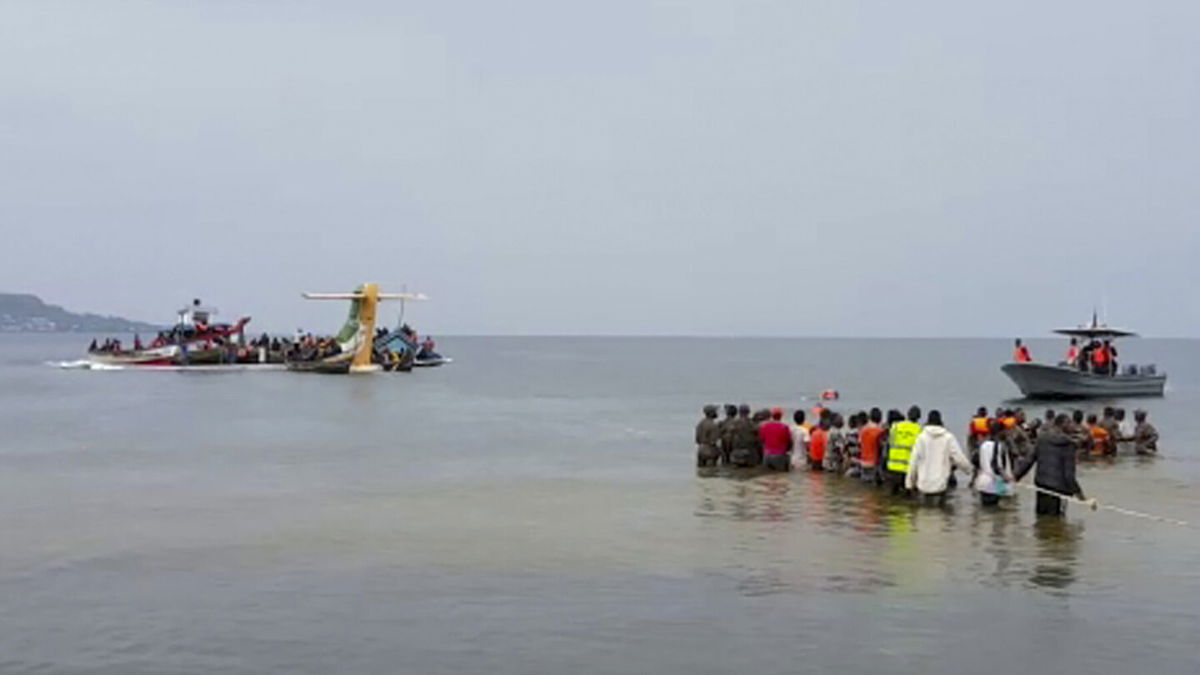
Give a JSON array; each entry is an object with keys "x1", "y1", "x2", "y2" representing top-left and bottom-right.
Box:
[{"x1": 1013, "y1": 482, "x2": 1191, "y2": 527}]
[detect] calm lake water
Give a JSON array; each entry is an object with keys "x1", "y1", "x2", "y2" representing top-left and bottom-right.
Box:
[{"x1": 2, "y1": 335, "x2": 1197, "y2": 674}]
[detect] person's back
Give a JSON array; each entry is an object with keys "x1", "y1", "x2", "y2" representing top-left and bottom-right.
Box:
[
  {"x1": 824, "y1": 415, "x2": 847, "y2": 473},
  {"x1": 1015, "y1": 421, "x2": 1084, "y2": 515},
  {"x1": 967, "y1": 407, "x2": 990, "y2": 454},
  {"x1": 790, "y1": 410, "x2": 810, "y2": 468},
  {"x1": 859, "y1": 421, "x2": 884, "y2": 472},
  {"x1": 886, "y1": 411, "x2": 922, "y2": 477},
  {"x1": 717, "y1": 405, "x2": 738, "y2": 465},
  {"x1": 905, "y1": 412, "x2": 972, "y2": 500},
  {"x1": 808, "y1": 424, "x2": 828, "y2": 470},
  {"x1": 759, "y1": 409, "x2": 793, "y2": 471},
  {"x1": 1134, "y1": 411, "x2": 1158, "y2": 455},
  {"x1": 695, "y1": 406, "x2": 722, "y2": 467},
  {"x1": 729, "y1": 406, "x2": 759, "y2": 467},
  {"x1": 974, "y1": 424, "x2": 1015, "y2": 506}
]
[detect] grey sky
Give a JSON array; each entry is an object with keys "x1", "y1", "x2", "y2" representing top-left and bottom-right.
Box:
[{"x1": 2, "y1": 1, "x2": 1197, "y2": 336}]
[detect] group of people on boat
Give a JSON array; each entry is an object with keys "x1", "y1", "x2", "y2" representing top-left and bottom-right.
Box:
[
  {"x1": 695, "y1": 402, "x2": 1161, "y2": 516},
  {"x1": 1013, "y1": 337, "x2": 1124, "y2": 376},
  {"x1": 88, "y1": 338, "x2": 127, "y2": 353},
  {"x1": 396, "y1": 324, "x2": 441, "y2": 361}
]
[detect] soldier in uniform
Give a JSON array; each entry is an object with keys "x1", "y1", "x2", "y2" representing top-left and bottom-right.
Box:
[
  {"x1": 730, "y1": 404, "x2": 759, "y2": 467},
  {"x1": 695, "y1": 405, "x2": 722, "y2": 467}
]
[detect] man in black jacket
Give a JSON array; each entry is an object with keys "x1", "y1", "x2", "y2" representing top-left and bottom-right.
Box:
[{"x1": 1014, "y1": 414, "x2": 1089, "y2": 516}]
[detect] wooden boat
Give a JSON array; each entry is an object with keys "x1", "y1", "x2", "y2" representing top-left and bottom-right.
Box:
[
  {"x1": 1002, "y1": 317, "x2": 1165, "y2": 399},
  {"x1": 284, "y1": 359, "x2": 354, "y2": 374}
]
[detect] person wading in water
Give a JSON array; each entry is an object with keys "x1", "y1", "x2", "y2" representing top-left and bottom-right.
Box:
[
  {"x1": 1013, "y1": 414, "x2": 1092, "y2": 516},
  {"x1": 695, "y1": 405, "x2": 722, "y2": 467}
]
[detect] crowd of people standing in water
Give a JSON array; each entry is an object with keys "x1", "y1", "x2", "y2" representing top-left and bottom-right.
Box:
[{"x1": 694, "y1": 402, "x2": 1160, "y2": 517}]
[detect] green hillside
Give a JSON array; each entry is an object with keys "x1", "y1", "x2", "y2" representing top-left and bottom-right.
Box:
[{"x1": 0, "y1": 293, "x2": 161, "y2": 333}]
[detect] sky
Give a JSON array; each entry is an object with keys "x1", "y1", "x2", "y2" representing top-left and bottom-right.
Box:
[{"x1": 1, "y1": 1, "x2": 1197, "y2": 337}]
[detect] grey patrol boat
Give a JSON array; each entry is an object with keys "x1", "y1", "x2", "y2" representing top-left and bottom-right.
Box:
[{"x1": 1002, "y1": 317, "x2": 1165, "y2": 399}]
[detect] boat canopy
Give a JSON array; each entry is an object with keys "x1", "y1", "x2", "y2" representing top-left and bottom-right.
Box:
[
  {"x1": 1053, "y1": 310, "x2": 1138, "y2": 339},
  {"x1": 1052, "y1": 326, "x2": 1138, "y2": 339}
]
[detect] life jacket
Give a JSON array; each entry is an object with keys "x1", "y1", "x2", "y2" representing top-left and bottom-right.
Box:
[
  {"x1": 859, "y1": 425, "x2": 884, "y2": 467},
  {"x1": 886, "y1": 421, "x2": 921, "y2": 473},
  {"x1": 969, "y1": 417, "x2": 990, "y2": 437},
  {"x1": 1014, "y1": 346, "x2": 1032, "y2": 362},
  {"x1": 1090, "y1": 425, "x2": 1111, "y2": 455},
  {"x1": 809, "y1": 427, "x2": 828, "y2": 462},
  {"x1": 1066, "y1": 346, "x2": 1079, "y2": 363},
  {"x1": 1002, "y1": 416, "x2": 1017, "y2": 430},
  {"x1": 1093, "y1": 346, "x2": 1111, "y2": 365}
]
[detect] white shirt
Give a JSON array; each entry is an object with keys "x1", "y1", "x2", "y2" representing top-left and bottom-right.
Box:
[{"x1": 905, "y1": 425, "x2": 973, "y2": 494}]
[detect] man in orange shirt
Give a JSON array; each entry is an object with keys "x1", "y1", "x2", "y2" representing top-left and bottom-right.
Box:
[
  {"x1": 858, "y1": 407, "x2": 885, "y2": 484},
  {"x1": 1013, "y1": 338, "x2": 1033, "y2": 362}
]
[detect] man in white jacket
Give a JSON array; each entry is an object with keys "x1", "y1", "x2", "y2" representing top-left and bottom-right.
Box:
[{"x1": 905, "y1": 410, "x2": 974, "y2": 506}]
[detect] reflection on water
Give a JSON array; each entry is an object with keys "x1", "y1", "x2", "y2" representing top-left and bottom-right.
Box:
[
  {"x1": 694, "y1": 467, "x2": 1088, "y2": 596},
  {"x1": 1029, "y1": 518, "x2": 1083, "y2": 593}
]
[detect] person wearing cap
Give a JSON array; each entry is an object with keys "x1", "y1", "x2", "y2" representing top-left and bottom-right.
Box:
[
  {"x1": 729, "y1": 404, "x2": 759, "y2": 467},
  {"x1": 1133, "y1": 410, "x2": 1159, "y2": 455},
  {"x1": 695, "y1": 405, "x2": 722, "y2": 467},
  {"x1": 759, "y1": 408, "x2": 794, "y2": 471}
]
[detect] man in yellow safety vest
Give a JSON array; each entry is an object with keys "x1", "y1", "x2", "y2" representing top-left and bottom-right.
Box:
[{"x1": 885, "y1": 405, "x2": 922, "y2": 496}]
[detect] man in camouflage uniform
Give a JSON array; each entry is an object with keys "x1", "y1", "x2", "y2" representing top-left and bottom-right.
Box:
[
  {"x1": 729, "y1": 404, "x2": 760, "y2": 467},
  {"x1": 695, "y1": 405, "x2": 722, "y2": 467}
]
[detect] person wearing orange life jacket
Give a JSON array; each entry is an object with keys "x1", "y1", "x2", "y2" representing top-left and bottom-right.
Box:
[
  {"x1": 1085, "y1": 413, "x2": 1111, "y2": 457},
  {"x1": 1013, "y1": 338, "x2": 1033, "y2": 363},
  {"x1": 967, "y1": 406, "x2": 990, "y2": 461},
  {"x1": 1091, "y1": 340, "x2": 1113, "y2": 375},
  {"x1": 1065, "y1": 338, "x2": 1079, "y2": 367}
]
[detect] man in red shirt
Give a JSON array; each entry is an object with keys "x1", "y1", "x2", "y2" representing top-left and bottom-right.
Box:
[
  {"x1": 858, "y1": 407, "x2": 885, "y2": 483},
  {"x1": 759, "y1": 408, "x2": 794, "y2": 471}
]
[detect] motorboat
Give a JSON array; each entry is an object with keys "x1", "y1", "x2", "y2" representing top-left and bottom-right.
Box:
[
  {"x1": 86, "y1": 299, "x2": 258, "y2": 367},
  {"x1": 1002, "y1": 316, "x2": 1165, "y2": 399}
]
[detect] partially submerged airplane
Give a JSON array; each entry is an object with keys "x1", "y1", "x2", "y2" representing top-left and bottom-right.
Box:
[
  {"x1": 72, "y1": 284, "x2": 434, "y2": 374},
  {"x1": 287, "y1": 284, "x2": 429, "y2": 374}
]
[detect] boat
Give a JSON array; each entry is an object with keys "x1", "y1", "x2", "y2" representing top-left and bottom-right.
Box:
[
  {"x1": 1002, "y1": 316, "x2": 1165, "y2": 399},
  {"x1": 86, "y1": 299, "x2": 263, "y2": 368},
  {"x1": 414, "y1": 354, "x2": 452, "y2": 368}
]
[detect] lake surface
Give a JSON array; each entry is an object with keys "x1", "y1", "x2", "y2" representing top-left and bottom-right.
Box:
[{"x1": 2, "y1": 335, "x2": 1197, "y2": 674}]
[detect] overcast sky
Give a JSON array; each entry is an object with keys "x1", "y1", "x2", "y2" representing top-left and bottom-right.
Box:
[{"x1": 1, "y1": 1, "x2": 1197, "y2": 336}]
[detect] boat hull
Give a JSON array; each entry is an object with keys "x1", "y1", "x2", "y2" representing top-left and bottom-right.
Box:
[
  {"x1": 1001, "y1": 363, "x2": 1165, "y2": 399},
  {"x1": 88, "y1": 345, "x2": 180, "y2": 366}
]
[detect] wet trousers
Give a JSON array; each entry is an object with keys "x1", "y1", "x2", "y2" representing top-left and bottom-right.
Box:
[{"x1": 1036, "y1": 492, "x2": 1065, "y2": 516}]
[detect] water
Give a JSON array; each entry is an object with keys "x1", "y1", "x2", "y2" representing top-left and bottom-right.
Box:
[{"x1": 2, "y1": 335, "x2": 1197, "y2": 674}]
